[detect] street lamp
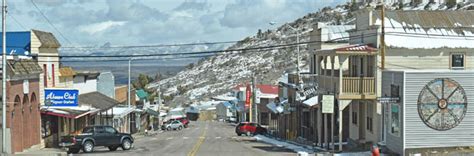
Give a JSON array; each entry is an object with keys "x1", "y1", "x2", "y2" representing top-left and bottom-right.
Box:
[{"x1": 269, "y1": 22, "x2": 303, "y2": 88}]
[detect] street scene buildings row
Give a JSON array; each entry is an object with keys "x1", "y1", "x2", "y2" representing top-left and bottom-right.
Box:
[{"x1": 0, "y1": 30, "x2": 163, "y2": 154}]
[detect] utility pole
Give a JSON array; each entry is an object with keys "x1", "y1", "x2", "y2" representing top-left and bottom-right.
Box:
[
  {"x1": 252, "y1": 76, "x2": 257, "y2": 123},
  {"x1": 381, "y1": 4, "x2": 386, "y2": 69},
  {"x1": 2, "y1": 0, "x2": 7, "y2": 153},
  {"x1": 127, "y1": 58, "x2": 131, "y2": 133}
]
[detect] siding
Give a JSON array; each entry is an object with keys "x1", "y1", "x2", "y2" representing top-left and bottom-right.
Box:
[
  {"x1": 404, "y1": 71, "x2": 474, "y2": 149},
  {"x1": 386, "y1": 48, "x2": 474, "y2": 70},
  {"x1": 382, "y1": 71, "x2": 404, "y2": 154},
  {"x1": 97, "y1": 72, "x2": 115, "y2": 98}
]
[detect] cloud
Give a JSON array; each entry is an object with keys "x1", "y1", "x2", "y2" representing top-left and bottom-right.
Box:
[
  {"x1": 14, "y1": 0, "x2": 345, "y2": 46},
  {"x1": 79, "y1": 21, "x2": 127, "y2": 35}
]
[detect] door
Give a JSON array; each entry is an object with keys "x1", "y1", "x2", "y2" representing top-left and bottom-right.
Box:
[
  {"x1": 104, "y1": 126, "x2": 121, "y2": 145},
  {"x1": 358, "y1": 101, "x2": 365, "y2": 141},
  {"x1": 94, "y1": 126, "x2": 107, "y2": 146}
]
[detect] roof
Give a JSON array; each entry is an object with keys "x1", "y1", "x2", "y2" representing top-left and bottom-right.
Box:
[
  {"x1": 256, "y1": 85, "x2": 278, "y2": 95},
  {"x1": 145, "y1": 108, "x2": 160, "y2": 116},
  {"x1": 136, "y1": 89, "x2": 149, "y2": 99},
  {"x1": 79, "y1": 92, "x2": 118, "y2": 111},
  {"x1": 59, "y1": 67, "x2": 76, "y2": 77},
  {"x1": 335, "y1": 44, "x2": 378, "y2": 52},
  {"x1": 319, "y1": 24, "x2": 355, "y2": 42},
  {"x1": 0, "y1": 31, "x2": 31, "y2": 56},
  {"x1": 112, "y1": 106, "x2": 135, "y2": 118},
  {"x1": 75, "y1": 71, "x2": 100, "y2": 79},
  {"x1": 1, "y1": 59, "x2": 42, "y2": 80},
  {"x1": 372, "y1": 10, "x2": 474, "y2": 49},
  {"x1": 234, "y1": 84, "x2": 279, "y2": 95},
  {"x1": 31, "y1": 29, "x2": 61, "y2": 48}
]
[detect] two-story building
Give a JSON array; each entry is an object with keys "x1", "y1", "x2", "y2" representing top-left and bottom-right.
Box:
[{"x1": 311, "y1": 8, "x2": 474, "y2": 154}]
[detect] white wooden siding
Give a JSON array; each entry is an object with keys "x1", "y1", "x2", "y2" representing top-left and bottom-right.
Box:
[{"x1": 404, "y1": 71, "x2": 474, "y2": 149}]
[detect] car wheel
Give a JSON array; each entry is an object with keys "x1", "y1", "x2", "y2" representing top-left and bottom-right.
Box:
[
  {"x1": 167, "y1": 127, "x2": 171, "y2": 131},
  {"x1": 122, "y1": 138, "x2": 132, "y2": 150},
  {"x1": 108, "y1": 146, "x2": 118, "y2": 151},
  {"x1": 178, "y1": 126, "x2": 183, "y2": 130},
  {"x1": 237, "y1": 133, "x2": 242, "y2": 136},
  {"x1": 82, "y1": 141, "x2": 94, "y2": 153},
  {"x1": 67, "y1": 148, "x2": 80, "y2": 154}
]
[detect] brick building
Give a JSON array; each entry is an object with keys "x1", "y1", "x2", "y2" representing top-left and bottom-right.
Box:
[{"x1": 1, "y1": 60, "x2": 42, "y2": 153}]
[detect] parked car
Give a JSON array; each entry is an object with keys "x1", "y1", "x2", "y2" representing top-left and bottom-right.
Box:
[
  {"x1": 163, "y1": 120, "x2": 184, "y2": 131},
  {"x1": 176, "y1": 117, "x2": 190, "y2": 128},
  {"x1": 235, "y1": 122, "x2": 267, "y2": 136},
  {"x1": 226, "y1": 116, "x2": 237, "y2": 123},
  {"x1": 59, "y1": 126, "x2": 133, "y2": 154}
]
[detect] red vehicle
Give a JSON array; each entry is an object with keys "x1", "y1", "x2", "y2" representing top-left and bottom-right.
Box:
[
  {"x1": 235, "y1": 122, "x2": 267, "y2": 136},
  {"x1": 170, "y1": 117, "x2": 190, "y2": 128}
]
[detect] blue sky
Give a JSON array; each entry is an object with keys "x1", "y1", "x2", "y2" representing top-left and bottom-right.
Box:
[{"x1": 8, "y1": 0, "x2": 344, "y2": 47}]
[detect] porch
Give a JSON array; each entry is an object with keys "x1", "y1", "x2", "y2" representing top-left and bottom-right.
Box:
[{"x1": 314, "y1": 44, "x2": 378, "y2": 100}]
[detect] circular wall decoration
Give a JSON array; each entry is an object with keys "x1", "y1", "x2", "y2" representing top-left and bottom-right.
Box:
[{"x1": 417, "y1": 78, "x2": 468, "y2": 131}]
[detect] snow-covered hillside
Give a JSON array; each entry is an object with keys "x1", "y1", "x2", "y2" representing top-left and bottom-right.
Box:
[{"x1": 148, "y1": 2, "x2": 473, "y2": 107}]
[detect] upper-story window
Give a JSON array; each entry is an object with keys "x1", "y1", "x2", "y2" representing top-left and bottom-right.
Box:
[{"x1": 451, "y1": 53, "x2": 465, "y2": 69}]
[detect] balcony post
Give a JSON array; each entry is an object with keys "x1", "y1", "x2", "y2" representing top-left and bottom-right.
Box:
[{"x1": 330, "y1": 55, "x2": 335, "y2": 150}]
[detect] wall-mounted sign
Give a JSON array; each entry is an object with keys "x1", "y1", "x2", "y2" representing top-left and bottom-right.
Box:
[
  {"x1": 245, "y1": 84, "x2": 251, "y2": 109},
  {"x1": 322, "y1": 95, "x2": 334, "y2": 114},
  {"x1": 44, "y1": 89, "x2": 79, "y2": 107}
]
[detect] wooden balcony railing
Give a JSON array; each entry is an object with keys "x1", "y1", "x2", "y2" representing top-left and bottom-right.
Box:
[{"x1": 342, "y1": 77, "x2": 375, "y2": 95}]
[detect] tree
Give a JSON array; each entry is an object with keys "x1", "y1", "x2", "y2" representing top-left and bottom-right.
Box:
[{"x1": 132, "y1": 73, "x2": 151, "y2": 90}]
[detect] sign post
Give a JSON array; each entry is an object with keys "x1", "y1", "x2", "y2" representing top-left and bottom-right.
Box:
[
  {"x1": 322, "y1": 95, "x2": 334, "y2": 114},
  {"x1": 44, "y1": 89, "x2": 79, "y2": 107}
]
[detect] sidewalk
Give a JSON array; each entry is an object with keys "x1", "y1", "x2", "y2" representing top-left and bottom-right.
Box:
[
  {"x1": 253, "y1": 135, "x2": 386, "y2": 156},
  {"x1": 14, "y1": 147, "x2": 67, "y2": 156}
]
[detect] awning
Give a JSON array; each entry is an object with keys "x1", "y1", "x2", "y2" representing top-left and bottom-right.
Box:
[
  {"x1": 79, "y1": 92, "x2": 118, "y2": 111},
  {"x1": 41, "y1": 106, "x2": 99, "y2": 119},
  {"x1": 113, "y1": 107, "x2": 135, "y2": 118},
  {"x1": 145, "y1": 108, "x2": 160, "y2": 116},
  {"x1": 303, "y1": 96, "x2": 319, "y2": 107},
  {"x1": 266, "y1": 100, "x2": 287, "y2": 114}
]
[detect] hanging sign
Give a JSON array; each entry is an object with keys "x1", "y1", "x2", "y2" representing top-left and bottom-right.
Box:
[
  {"x1": 322, "y1": 95, "x2": 334, "y2": 114},
  {"x1": 44, "y1": 88, "x2": 79, "y2": 107}
]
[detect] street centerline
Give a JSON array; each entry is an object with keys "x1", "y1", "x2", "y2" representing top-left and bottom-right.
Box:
[{"x1": 187, "y1": 123, "x2": 208, "y2": 156}]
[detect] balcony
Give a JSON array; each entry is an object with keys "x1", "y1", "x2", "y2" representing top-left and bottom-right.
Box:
[
  {"x1": 339, "y1": 77, "x2": 376, "y2": 100},
  {"x1": 317, "y1": 75, "x2": 376, "y2": 100}
]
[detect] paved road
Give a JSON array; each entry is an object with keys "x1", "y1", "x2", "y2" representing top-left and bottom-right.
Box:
[{"x1": 76, "y1": 121, "x2": 295, "y2": 156}]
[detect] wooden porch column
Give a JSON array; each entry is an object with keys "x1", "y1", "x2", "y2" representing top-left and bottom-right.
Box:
[
  {"x1": 337, "y1": 56, "x2": 348, "y2": 152},
  {"x1": 330, "y1": 56, "x2": 335, "y2": 150}
]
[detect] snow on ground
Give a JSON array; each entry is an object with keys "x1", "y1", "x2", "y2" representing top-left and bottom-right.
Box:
[{"x1": 254, "y1": 135, "x2": 316, "y2": 154}]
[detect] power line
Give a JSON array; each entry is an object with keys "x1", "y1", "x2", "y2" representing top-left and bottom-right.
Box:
[
  {"x1": 30, "y1": 0, "x2": 73, "y2": 45},
  {"x1": 27, "y1": 33, "x2": 376, "y2": 61},
  {"x1": 60, "y1": 41, "x2": 239, "y2": 49},
  {"x1": 8, "y1": 14, "x2": 27, "y2": 30}
]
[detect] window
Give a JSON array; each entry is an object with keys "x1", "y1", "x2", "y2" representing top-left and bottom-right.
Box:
[
  {"x1": 451, "y1": 53, "x2": 465, "y2": 69},
  {"x1": 366, "y1": 103, "x2": 373, "y2": 132},
  {"x1": 43, "y1": 64, "x2": 47, "y2": 87},
  {"x1": 82, "y1": 127, "x2": 94, "y2": 133},
  {"x1": 52, "y1": 64, "x2": 55, "y2": 87},
  {"x1": 105, "y1": 127, "x2": 117, "y2": 134},
  {"x1": 390, "y1": 103, "x2": 400, "y2": 136},
  {"x1": 95, "y1": 127, "x2": 105, "y2": 134},
  {"x1": 352, "y1": 103, "x2": 358, "y2": 125}
]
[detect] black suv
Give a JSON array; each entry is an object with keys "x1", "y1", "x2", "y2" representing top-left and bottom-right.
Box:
[{"x1": 59, "y1": 126, "x2": 134, "y2": 154}]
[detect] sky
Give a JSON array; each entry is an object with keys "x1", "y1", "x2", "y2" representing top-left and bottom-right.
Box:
[{"x1": 8, "y1": 0, "x2": 344, "y2": 47}]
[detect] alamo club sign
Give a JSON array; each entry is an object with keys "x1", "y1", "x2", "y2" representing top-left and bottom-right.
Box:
[{"x1": 44, "y1": 89, "x2": 79, "y2": 107}]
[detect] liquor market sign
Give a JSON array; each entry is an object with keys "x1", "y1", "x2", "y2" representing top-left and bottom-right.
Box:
[{"x1": 44, "y1": 89, "x2": 79, "y2": 107}]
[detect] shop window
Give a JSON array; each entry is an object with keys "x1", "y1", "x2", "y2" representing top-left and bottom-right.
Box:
[
  {"x1": 451, "y1": 53, "x2": 465, "y2": 69},
  {"x1": 391, "y1": 103, "x2": 400, "y2": 136}
]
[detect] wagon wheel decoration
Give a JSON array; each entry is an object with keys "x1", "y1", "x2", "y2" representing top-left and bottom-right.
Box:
[{"x1": 417, "y1": 78, "x2": 468, "y2": 131}]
